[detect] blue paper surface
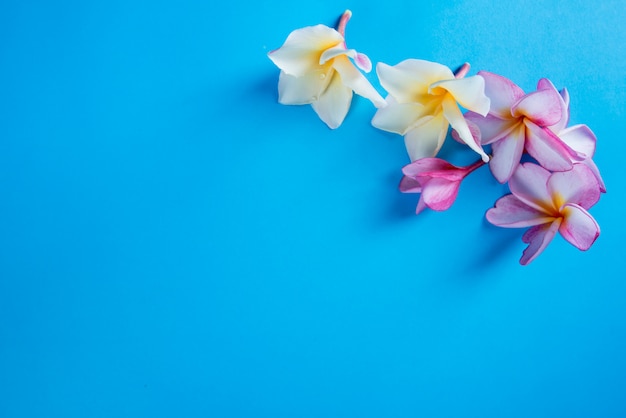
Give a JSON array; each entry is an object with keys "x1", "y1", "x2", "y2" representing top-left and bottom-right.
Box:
[{"x1": 1, "y1": 1, "x2": 626, "y2": 417}]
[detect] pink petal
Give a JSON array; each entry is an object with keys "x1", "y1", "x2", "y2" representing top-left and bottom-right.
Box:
[
  {"x1": 355, "y1": 52, "x2": 372, "y2": 72},
  {"x1": 420, "y1": 177, "x2": 460, "y2": 211},
  {"x1": 464, "y1": 112, "x2": 520, "y2": 145},
  {"x1": 333, "y1": 55, "x2": 386, "y2": 108},
  {"x1": 511, "y1": 88, "x2": 563, "y2": 127},
  {"x1": 399, "y1": 175, "x2": 422, "y2": 193},
  {"x1": 402, "y1": 158, "x2": 455, "y2": 177},
  {"x1": 488, "y1": 124, "x2": 526, "y2": 183},
  {"x1": 509, "y1": 163, "x2": 553, "y2": 213},
  {"x1": 524, "y1": 120, "x2": 575, "y2": 172},
  {"x1": 441, "y1": 96, "x2": 489, "y2": 162},
  {"x1": 403, "y1": 158, "x2": 468, "y2": 182},
  {"x1": 477, "y1": 71, "x2": 525, "y2": 118},
  {"x1": 486, "y1": 194, "x2": 555, "y2": 227},
  {"x1": 537, "y1": 78, "x2": 570, "y2": 132},
  {"x1": 415, "y1": 196, "x2": 428, "y2": 215},
  {"x1": 558, "y1": 124, "x2": 596, "y2": 158},
  {"x1": 559, "y1": 203, "x2": 600, "y2": 250},
  {"x1": 519, "y1": 220, "x2": 561, "y2": 265},
  {"x1": 579, "y1": 158, "x2": 606, "y2": 193},
  {"x1": 547, "y1": 164, "x2": 601, "y2": 210}
]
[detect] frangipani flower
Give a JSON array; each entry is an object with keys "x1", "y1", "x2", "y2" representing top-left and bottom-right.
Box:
[
  {"x1": 541, "y1": 79, "x2": 606, "y2": 192},
  {"x1": 559, "y1": 125, "x2": 606, "y2": 192},
  {"x1": 400, "y1": 157, "x2": 485, "y2": 214},
  {"x1": 372, "y1": 60, "x2": 491, "y2": 163},
  {"x1": 486, "y1": 163, "x2": 601, "y2": 265},
  {"x1": 268, "y1": 10, "x2": 385, "y2": 129},
  {"x1": 464, "y1": 72, "x2": 578, "y2": 183}
]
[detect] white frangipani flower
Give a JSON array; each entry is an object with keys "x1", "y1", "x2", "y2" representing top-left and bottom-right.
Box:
[
  {"x1": 372, "y1": 59, "x2": 491, "y2": 162},
  {"x1": 268, "y1": 10, "x2": 386, "y2": 129}
]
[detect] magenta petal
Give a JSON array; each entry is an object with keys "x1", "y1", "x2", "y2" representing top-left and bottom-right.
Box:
[
  {"x1": 511, "y1": 88, "x2": 563, "y2": 127},
  {"x1": 524, "y1": 120, "x2": 574, "y2": 172},
  {"x1": 519, "y1": 220, "x2": 561, "y2": 265},
  {"x1": 402, "y1": 158, "x2": 454, "y2": 176},
  {"x1": 489, "y1": 125, "x2": 526, "y2": 183},
  {"x1": 399, "y1": 175, "x2": 422, "y2": 193},
  {"x1": 402, "y1": 158, "x2": 464, "y2": 181},
  {"x1": 559, "y1": 203, "x2": 600, "y2": 251},
  {"x1": 537, "y1": 78, "x2": 570, "y2": 132},
  {"x1": 477, "y1": 71, "x2": 525, "y2": 118},
  {"x1": 486, "y1": 194, "x2": 553, "y2": 228},
  {"x1": 509, "y1": 163, "x2": 553, "y2": 213},
  {"x1": 547, "y1": 164, "x2": 601, "y2": 210},
  {"x1": 420, "y1": 177, "x2": 460, "y2": 211},
  {"x1": 415, "y1": 196, "x2": 428, "y2": 215}
]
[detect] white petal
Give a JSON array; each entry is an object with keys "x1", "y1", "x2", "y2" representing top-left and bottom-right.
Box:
[
  {"x1": 376, "y1": 59, "x2": 453, "y2": 103},
  {"x1": 268, "y1": 25, "x2": 343, "y2": 77},
  {"x1": 403, "y1": 114, "x2": 447, "y2": 161},
  {"x1": 332, "y1": 55, "x2": 385, "y2": 108},
  {"x1": 432, "y1": 75, "x2": 490, "y2": 116},
  {"x1": 441, "y1": 96, "x2": 489, "y2": 162},
  {"x1": 371, "y1": 96, "x2": 426, "y2": 135},
  {"x1": 277, "y1": 69, "x2": 332, "y2": 105},
  {"x1": 319, "y1": 45, "x2": 355, "y2": 64},
  {"x1": 311, "y1": 71, "x2": 352, "y2": 129}
]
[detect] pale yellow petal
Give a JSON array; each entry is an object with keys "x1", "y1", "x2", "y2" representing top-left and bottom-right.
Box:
[
  {"x1": 268, "y1": 25, "x2": 344, "y2": 77},
  {"x1": 332, "y1": 55, "x2": 385, "y2": 108},
  {"x1": 432, "y1": 76, "x2": 490, "y2": 116},
  {"x1": 311, "y1": 72, "x2": 353, "y2": 129},
  {"x1": 403, "y1": 114, "x2": 448, "y2": 161},
  {"x1": 377, "y1": 59, "x2": 453, "y2": 103},
  {"x1": 371, "y1": 96, "x2": 426, "y2": 135}
]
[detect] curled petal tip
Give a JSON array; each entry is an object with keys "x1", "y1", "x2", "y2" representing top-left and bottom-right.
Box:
[{"x1": 355, "y1": 52, "x2": 372, "y2": 73}]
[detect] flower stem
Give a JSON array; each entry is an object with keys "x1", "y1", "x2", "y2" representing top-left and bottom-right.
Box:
[
  {"x1": 466, "y1": 157, "x2": 487, "y2": 174},
  {"x1": 454, "y1": 62, "x2": 470, "y2": 79},
  {"x1": 337, "y1": 10, "x2": 352, "y2": 38}
]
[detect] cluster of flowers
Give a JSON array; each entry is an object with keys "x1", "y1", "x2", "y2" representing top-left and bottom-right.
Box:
[{"x1": 268, "y1": 10, "x2": 605, "y2": 265}]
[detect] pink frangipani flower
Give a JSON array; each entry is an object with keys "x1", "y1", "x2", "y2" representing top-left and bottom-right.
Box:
[
  {"x1": 541, "y1": 78, "x2": 606, "y2": 192},
  {"x1": 464, "y1": 72, "x2": 578, "y2": 183},
  {"x1": 486, "y1": 163, "x2": 601, "y2": 265},
  {"x1": 400, "y1": 157, "x2": 485, "y2": 214}
]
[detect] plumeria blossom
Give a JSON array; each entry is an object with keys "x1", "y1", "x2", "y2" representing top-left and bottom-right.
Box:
[
  {"x1": 268, "y1": 10, "x2": 385, "y2": 129},
  {"x1": 486, "y1": 163, "x2": 601, "y2": 265},
  {"x1": 540, "y1": 79, "x2": 607, "y2": 192},
  {"x1": 400, "y1": 157, "x2": 485, "y2": 214},
  {"x1": 464, "y1": 72, "x2": 580, "y2": 183},
  {"x1": 372, "y1": 60, "x2": 491, "y2": 163}
]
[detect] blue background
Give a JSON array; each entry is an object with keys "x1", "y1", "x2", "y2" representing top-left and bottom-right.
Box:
[{"x1": 1, "y1": 1, "x2": 625, "y2": 417}]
